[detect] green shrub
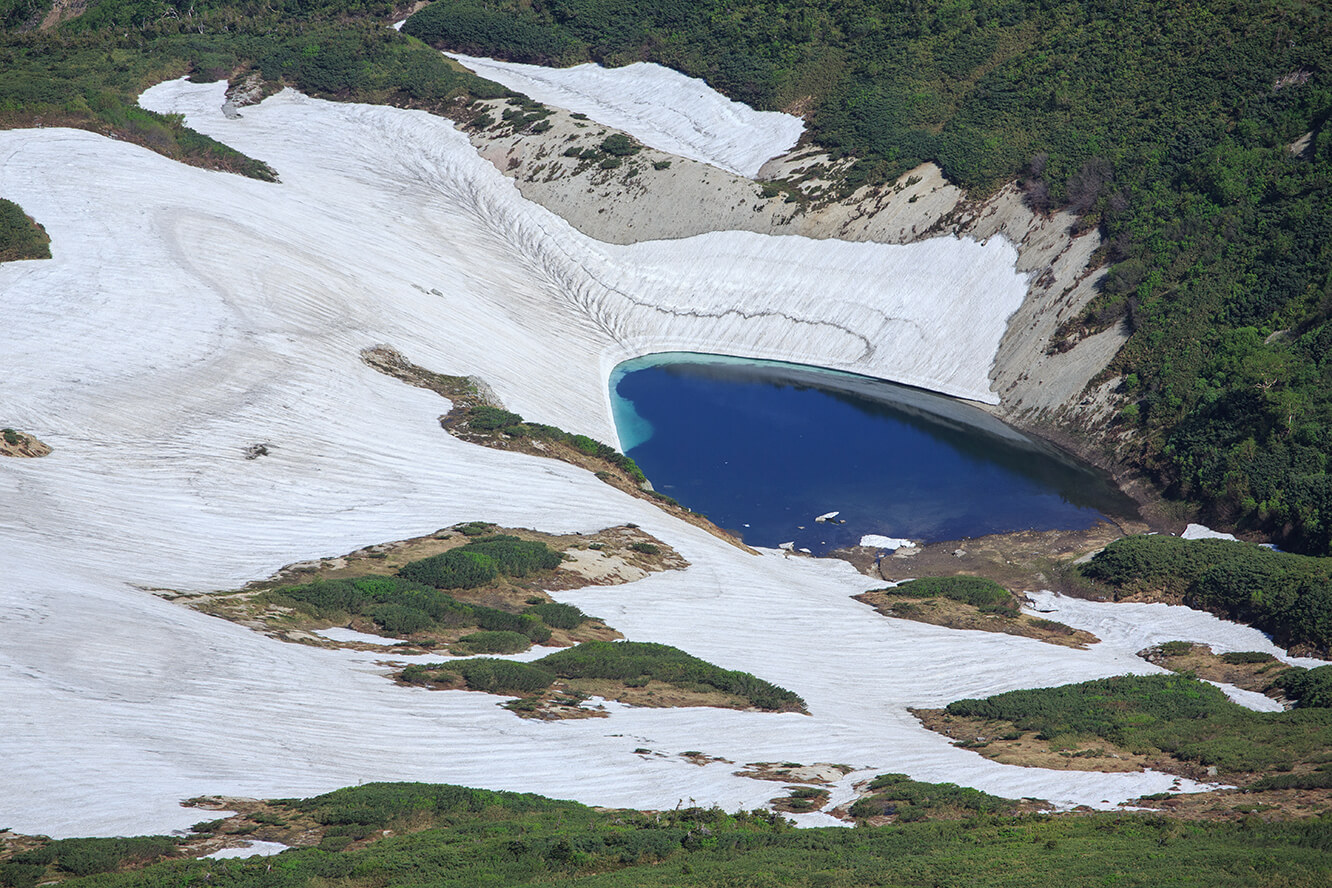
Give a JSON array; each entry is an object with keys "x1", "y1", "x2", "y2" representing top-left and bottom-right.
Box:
[
  {"x1": 1220, "y1": 651, "x2": 1278, "y2": 665},
  {"x1": 451, "y1": 658, "x2": 556, "y2": 695},
  {"x1": 0, "y1": 199, "x2": 50, "y2": 263},
  {"x1": 1272, "y1": 666, "x2": 1332, "y2": 708},
  {"x1": 888, "y1": 576, "x2": 1018, "y2": 617},
  {"x1": 533, "y1": 641, "x2": 804, "y2": 711},
  {"x1": 467, "y1": 406, "x2": 525, "y2": 431},
  {"x1": 1081, "y1": 535, "x2": 1332, "y2": 652},
  {"x1": 454, "y1": 630, "x2": 531, "y2": 654},
  {"x1": 371, "y1": 603, "x2": 434, "y2": 636},
  {"x1": 462, "y1": 535, "x2": 563, "y2": 576},
  {"x1": 848, "y1": 774, "x2": 1016, "y2": 820},
  {"x1": 399, "y1": 548, "x2": 499, "y2": 589},
  {"x1": 629, "y1": 542, "x2": 661, "y2": 556},
  {"x1": 1155, "y1": 641, "x2": 1197, "y2": 657},
  {"x1": 526, "y1": 601, "x2": 588, "y2": 629},
  {"x1": 599, "y1": 133, "x2": 640, "y2": 156},
  {"x1": 8, "y1": 837, "x2": 178, "y2": 877},
  {"x1": 946, "y1": 673, "x2": 1332, "y2": 776}
]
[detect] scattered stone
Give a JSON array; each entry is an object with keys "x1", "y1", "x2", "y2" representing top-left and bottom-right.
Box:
[
  {"x1": 244, "y1": 442, "x2": 271, "y2": 459},
  {"x1": 221, "y1": 102, "x2": 242, "y2": 120}
]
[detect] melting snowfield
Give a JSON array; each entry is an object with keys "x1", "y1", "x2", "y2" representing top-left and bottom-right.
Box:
[
  {"x1": 0, "y1": 78, "x2": 1297, "y2": 838},
  {"x1": 444, "y1": 52, "x2": 804, "y2": 177}
]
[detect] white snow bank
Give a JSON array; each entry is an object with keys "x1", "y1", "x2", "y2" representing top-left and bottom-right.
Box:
[
  {"x1": 315, "y1": 627, "x2": 399, "y2": 646},
  {"x1": 1024, "y1": 591, "x2": 1326, "y2": 669},
  {"x1": 1203, "y1": 680, "x2": 1285, "y2": 713},
  {"x1": 0, "y1": 80, "x2": 1210, "y2": 838},
  {"x1": 860, "y1": 535, "x2": 914, "y2": 550},
  {"x1": 1181, "y1": 523, "x2": 1238, "y2": 541},
  {"x1": 444, "y1": 53, "x2": 804, "y2": 178},
  {"x1": 205, "y1": 842, "x2": 290, "y2": 859}
]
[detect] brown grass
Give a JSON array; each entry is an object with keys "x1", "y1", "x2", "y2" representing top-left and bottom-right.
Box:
[{"x1": 854, "y1": 591, "x2": 1098, "y2": 648}]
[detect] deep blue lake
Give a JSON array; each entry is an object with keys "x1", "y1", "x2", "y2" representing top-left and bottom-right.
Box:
[{"x1": 610, "y1": 353, "x2": 1138, "y2": 554}]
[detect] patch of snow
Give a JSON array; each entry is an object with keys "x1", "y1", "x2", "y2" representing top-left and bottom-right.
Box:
[
  {"x1": 1202, "y1": 680, "x2": 1285, "y2": 713},
  {"x1": 444, "y1": 53, "x2": 804, "y2": 178},
  {"x1": 814, "y1": 511, "x2": 839, "y2": 523},
  {"x1": 1181, "y1": 524, "x2": 1238, "y2": 541},
  {"x1": 205, "y1": 841, "x2": 290, "y2": 859},
  {"x1": 1024, "y1": 591, "x2": 1325, "y2": 669},
  {"x1": 0, "y1": 80, "x2": 1222, "y2": 838},
  {"x1": 859, "y1": 534, "x2": 914, "y2": 550},
  {"x1": 315, "y1": 627, "x2": 398, "y2": 646}
]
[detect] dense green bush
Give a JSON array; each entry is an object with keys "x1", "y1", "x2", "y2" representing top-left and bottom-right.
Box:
[
  {"x1": 0, "y1": 199, "x2": 50, "y2": 263},
  {"x1": 598, "y1": 133, "x2": 639, "y2": 156},
  {"x1": 453, "y1": 657, "x2": 556, "y2": 694},
  {"x1": 286, "y1": 781, "x2": 572, "y2": 828},
  {"x1": 525, "y1": 601, "x2": 587, "y2": 629},
  {"x1": 33, "y1": 782, "x2": 1332, "y2": 887},
  {"x1": 398, "y1": 548, "x2": 499, "y2": 589},
  {"x1": 1219, "y1": 651, "x2": 1278, "y2": 665},
  {"x1": 848, "y1": 773, "x2": 1016, "y2": 821},
  {"x1": 7, "y1": 837, "x2": 178, "y2": 878},
  {"x1": 456, "y1": 404, "x2": 649, "y2": 484},
  {"x1": 888, "y1": 576, "x2": 1018, "y2": 617},
  {"x1": 454, "y1": 630, "x2": 532, "y2": 654},
  {"x1": 946, "y1": 673, "x2": 1332, "y2": 776},
  {"x1": 533, "y1": 641, "x2": 804, "y2": 711},
  {"x1": 1273, "y1": 665, "x2": 1332, "y2": 709},
  {"x1": 1081, "y1": 535, "x2": 1332, "y2": 652},
  {"x1": 460, "y1": 535, "x2": 564, "y2": 577},
  {"x1": 269, "y1": 556, "x2": 565, "y2": 643}
]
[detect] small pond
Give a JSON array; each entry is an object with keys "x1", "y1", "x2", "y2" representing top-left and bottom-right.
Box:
[{"x1": 610, "y1": 353, "x2": 1139, "y2": 554}]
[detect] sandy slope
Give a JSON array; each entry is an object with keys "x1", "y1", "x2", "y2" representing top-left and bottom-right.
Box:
[{"x1": 0, "y1": 80, "x2": 1294, "y2": 838}]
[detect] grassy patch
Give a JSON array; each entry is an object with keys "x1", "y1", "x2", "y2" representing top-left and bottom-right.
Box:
[
  {"x1": 847, "y1": 773, "x2": 1021, "y2": 822},
  {"x1": 17, "y1": 782, "x2": 1332, "y2": 888},
  {"x1": 856, "y1": 575, "x2": 1097, "y2": 649},
  {"x1": 943, "y1": 673, "x2": 1332, "y2": 782},
  {"x1": 399, "y1": 640, "x2": 805, "y2": 715}
]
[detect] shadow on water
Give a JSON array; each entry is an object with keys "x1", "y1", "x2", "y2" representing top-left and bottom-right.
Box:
[{"x1": 610, "y1": 353, "x2": 1138, "y2": 554}]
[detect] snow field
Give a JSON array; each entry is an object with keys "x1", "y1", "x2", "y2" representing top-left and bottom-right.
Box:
[{"x1": 0, "y1": 79, "x2": 1291, "y2": 837}]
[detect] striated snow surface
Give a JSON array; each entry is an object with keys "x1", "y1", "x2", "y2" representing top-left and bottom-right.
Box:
[
  {"x1": 444, "y1": 52, "x2": 804, "y2": 177},
  {"x1": 0, "y1": 79, "x2": 1270, "y2": 839}
]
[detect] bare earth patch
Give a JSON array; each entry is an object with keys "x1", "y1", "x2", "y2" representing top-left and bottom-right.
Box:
[
  {"x1": 170, "y1": 522, "x2": 683, "y2": 653},
  {"x1": 854, "y1": 589, "x2": 1098, "y2": 648},
  {"x1": 1138, "y1": 642, "x2": 1293, "y2": 700},
  {"x1": 0, "y1": 428, "x2": 51, "y2": 458},
  {"x1": 911, "y1": 708, "x2": 1154, "y2": 774},
  {"x1": 831, "y1": 522, "x2": 1141, "y2": 593},
  {"x1": 733, "y1": 763, "x2": 853, "y2": 785}
]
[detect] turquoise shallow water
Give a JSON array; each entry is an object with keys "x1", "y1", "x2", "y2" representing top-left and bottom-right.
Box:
[{"x1": 610, "y1": 353, "x2": 1138, "y2": 554}]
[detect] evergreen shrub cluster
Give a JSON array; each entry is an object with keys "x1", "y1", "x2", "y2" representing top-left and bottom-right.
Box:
[
  {"x1": 887, "y1": 576, "x2": 1019, "y2": 617},
  {"x1": 1081, "y1": 535, "x2": 1332, "y2": 652}
]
